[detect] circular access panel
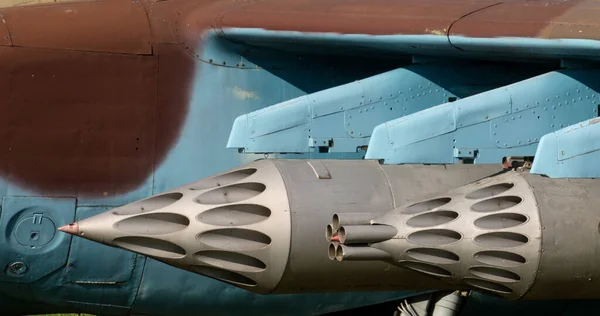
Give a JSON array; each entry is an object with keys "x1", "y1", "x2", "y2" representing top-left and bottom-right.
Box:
[{"x1": 15, "y1": 215, "x2": 56, "y2": 247}]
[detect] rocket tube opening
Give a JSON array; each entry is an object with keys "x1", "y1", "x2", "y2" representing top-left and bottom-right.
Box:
[
  {"x1": 328, "y1": 242, "x2": 338, "y2": 261},
  {"x1": 326, "y1": 224, "x2": 335, "y2": 241},
  {"x1": 337, "y1": 225, "x2": 397, "y2": 244},
  {"x1": 332, "y1": 214, "x2": 341, "y2": 231},
  {"x1": 332, "y1": 213, "x2": 373, "y2": 231},
  {"x1": 335, "y1": 244, "x2": 345, "y2": 261},
  {"x1": 338, "y1": 226, "x2": 347, "y2": 244}
]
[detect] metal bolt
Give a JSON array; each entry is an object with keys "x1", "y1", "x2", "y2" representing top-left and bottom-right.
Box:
[{"x1": 8, "y1": 262, "x2": 27, "y2": 275}]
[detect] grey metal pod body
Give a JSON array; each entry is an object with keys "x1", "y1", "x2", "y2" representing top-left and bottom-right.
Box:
[{"x1": 61, "y1": 159, "x2": 499, "y2": 294}]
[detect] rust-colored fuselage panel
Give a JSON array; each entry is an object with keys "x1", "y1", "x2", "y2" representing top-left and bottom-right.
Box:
[
  {"x1": 0, "y1": 47, "x2": 158, "y2": 196},
  {"x1": 211, "y1": 0, "x2": 600, "y2": 39},
  {"x1": 449, "y1": 0, "x2": 598, "y2": 39},
  {"x1": 1, "y1": 0, "x2": 152, "y2": 54},
  {"x1": 215, "y1": 0, "x2": 488, "y2": 35},
  {"x1": 0, "y1": 13, "x2": 11, "y2": 46},
  {"x1": 2, "y1": 0, "x2": 600, "y2": 198}
]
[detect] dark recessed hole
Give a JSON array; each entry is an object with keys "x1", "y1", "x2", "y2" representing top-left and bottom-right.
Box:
[
  {"x1": 190, "y1": 168, "x2": 257, "y2": 191},
  {"x1": 195, "y1": 183, "x2": 266, "y2": 205},
  {"x1": 474, "y1": 213, "x2": 528, "y2": 229},
  {"x1": 474, "y1": 232, "x2": 529, "y2": 248},
  {"x1": 190, "y1": 265, "x2": 257, "y2": 287},
  {"x1": 403, "y1": 197, "x2": 452, "y2": 215},
  {"x1": 462, "y1": 277, "x2": 513, "y2": 294},
  {"x1": 401, "y1": 261, "x2": 452, "y2": 277},
  {"x1": 406, "y1": 248, "x2": 460, "y2": 265},
  {"x1": 113, "y1": 236, "x2": 186, "y2": 259},
  {"x1": 406, "y1": 210, "x2": 459, "y2": 228},
  {"x1": 474, "y1": 250, "x2": 526, "y2": 267},
  {"x1": 469, "y1": 266, "x2": 521, "y2": 283},
  {"x1": 197, "y1": 228, "x2": 271, "y2": 251},
  {"x1": 407, "y1": 229, "x2": 461, "y2": 246},
  {"x1": 194, "y1": 251, "x2": 266, "y2": 273},
  {"x1": 197, "y1": 204, "x2": 271, "y2": 226},
  {"x1": 470, "y1": 196, "x2": 522, "y2": 212},
  {"x1": 466, "y1": 183, "x2": 514, "y2": 200},
  {"x1": 112, "y1": 192, "x2": 183, "y2": 216},
  {"x1": 114, "y1": 213, "x2": 190, "y2": 235}
]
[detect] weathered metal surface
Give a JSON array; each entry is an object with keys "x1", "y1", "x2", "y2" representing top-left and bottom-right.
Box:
[
  {"x1": 0, "y1": 0, "x2": 94, "y2": 9},
  {"x1": 2, "y1": 0, "x2": 600, "y2": 315},
  {"x1": 0, "y1": 47, "x2": 158, "y2": 196},
  {"x1": 154, "y1": 42, "x2": 195, "y2": 175},
  {"x1": 213, "y1": 0, "x2": 600, "y2": 39},
  {"x1": 142, "y1": 0, "x2": 196, "y2": 44},
  {"x1": 450, "y1": 0, "x2": 598, "y2": 39},
  {"x1": 0, "y1": 13, "x2": 10, "y2": 46},
  {"x1": 0, "y1": 0, "x2": 596, "y2": 199},
  {"x1": 215, "y1": 0, "x2": 485, "y2": 35},
  {"x1": 0, "y1": 0, "x2": 152, "y2": 54}
]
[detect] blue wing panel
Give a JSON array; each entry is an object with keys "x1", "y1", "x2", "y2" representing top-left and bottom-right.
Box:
[
  {"x1": 532, "y1": 118, "x2": 600, "y2": 178},
  {"x1": 367, "y1": 70, "x2": 600, "y2": 164}
]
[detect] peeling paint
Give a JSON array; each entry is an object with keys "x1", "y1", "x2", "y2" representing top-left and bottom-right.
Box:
[
  {"x1": 231, "y1": 86, "x2": 260, "y2": 100},
  {"x1": 426, "y1": 28, "x2": 446, "y2": 35}
]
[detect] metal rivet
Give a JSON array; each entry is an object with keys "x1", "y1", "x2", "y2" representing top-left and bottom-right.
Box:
[{"x1": 8, "y1": 262, "x2": 27, "y2": 275}]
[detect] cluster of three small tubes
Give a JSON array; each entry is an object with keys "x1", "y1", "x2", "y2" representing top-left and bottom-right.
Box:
[{"x1": 325, "y1": 213, "x2": 398, "y2": 262}]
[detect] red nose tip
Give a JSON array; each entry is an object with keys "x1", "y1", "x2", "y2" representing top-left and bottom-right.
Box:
[{"x1": 58, "y1": 222, "x2": 79, "y2": 235}]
